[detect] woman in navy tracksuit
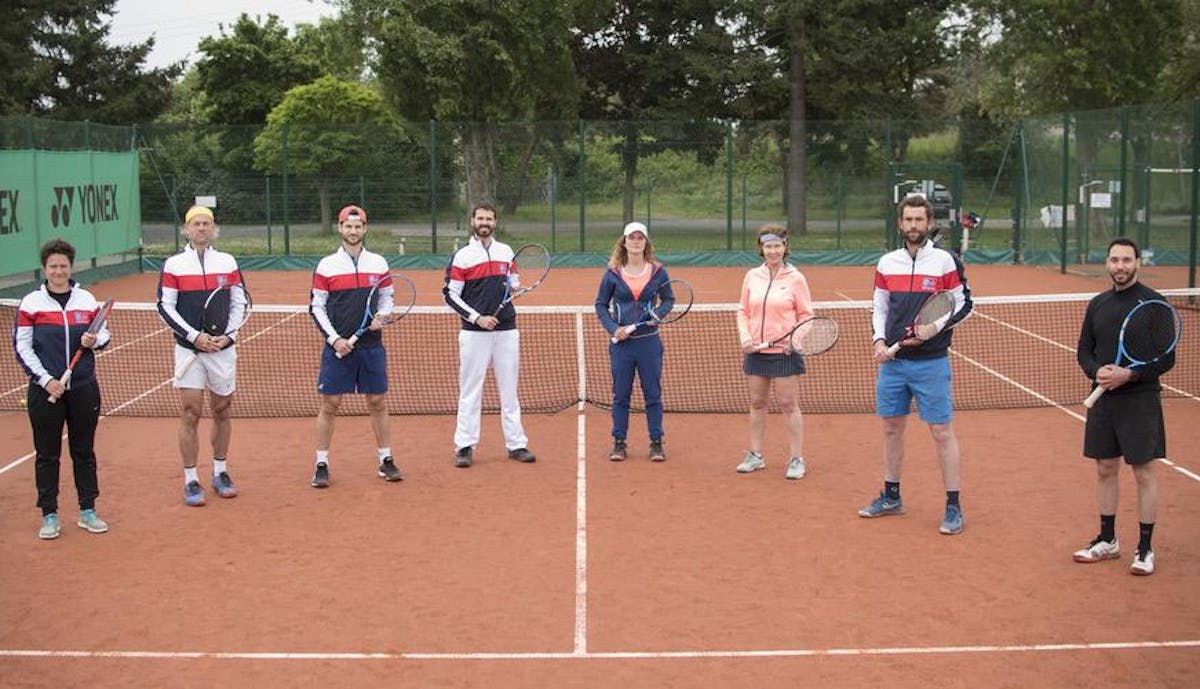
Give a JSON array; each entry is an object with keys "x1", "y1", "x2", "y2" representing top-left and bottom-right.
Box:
[
  {"x1": 14, "y1": 239, "x2": 111, "y2": 540},
  {"x1": 595, "y1": 222, "x2": 672, "y2": 462}
]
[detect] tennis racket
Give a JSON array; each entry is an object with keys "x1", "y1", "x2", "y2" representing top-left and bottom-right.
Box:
[
  {"x1": 1083, "y1": 299, "x2": 1182, "y2": 408},
  {"x1": 755, "y1": 316, "x2": 840, "y2": 356},
  {"x1": 611, "y1": 279, "x2": 694, "y2": 343},
  {"x1": 337, "y1": 272, "x2": 417, "y2": 358},
  {"x1": 174, "y1": 284, "x2": 252, "y2": 381},
  {"x1": 885, "y1": 290, "x2": 957, "y2": 356},
  {"x1": 492, "y1": 243, "x2": 551, "y2": 316},
  {"x1": 49, "y1": 298, "x2": 114, "y2": 404}
]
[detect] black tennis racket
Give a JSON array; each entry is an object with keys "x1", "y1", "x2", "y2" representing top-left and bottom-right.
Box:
[
  {"x1": 174, "y1": 283, "x2": 252, "y2": 380},
  {"x1": 1083, "y1": 299, "x2": 1182, "y2": 408},
  {"x1": 493, "y1": 243, "x2": 551, "y2": 316},
  {"x1": 49, "y1": 298, "x2": 114, "y2": 403},
  {"x1": 338, "y1": 272, "x2": 417, "y2": 358},
  {"x1": 755, "y1": 316, "x2": 840, "y2": 356},
  {"x1": 611, "y1": 279, "x2": 694, "y2": 343},
  {"x1": 885, "y1": 290, "x2": 957, "y2": 356}
]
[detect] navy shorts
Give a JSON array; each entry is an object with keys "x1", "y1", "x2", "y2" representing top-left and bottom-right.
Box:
[
  {"x1": 1083, "y1": 390, "x2": 1165, "y2": 465},
  {"x1": 318, "y1": 346, "x2": 388, "y2": 395}
]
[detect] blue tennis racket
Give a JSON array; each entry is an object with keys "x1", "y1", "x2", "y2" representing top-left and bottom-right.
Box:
[
  {"x1": 492, "y1": 243, "x2": 550, "y2": 316},
  {"x1": 611, "y1": 279, "x2": 693, "y2": 343},
  {"x1": 338, "y1": 272, "x2": 417, "y2": 358},
  {"x1": 1083, "y1": 299, "x2": 1181, "y2": 408}
]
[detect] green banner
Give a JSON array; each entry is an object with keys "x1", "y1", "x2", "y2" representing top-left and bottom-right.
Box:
[{"x1": 0, "y1": 149, "x2": 140, "y2": 277}]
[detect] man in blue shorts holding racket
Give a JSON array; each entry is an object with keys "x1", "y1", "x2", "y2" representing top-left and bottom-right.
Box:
[
  {"x1": 308, "y1": 205, "x2": 402, "y2": 488},
  {"x1": 1073, "y1": 238, "x2": 1173, "y2": 575},
  {"x1": 443, "y1": 202, "x2": 535, "y2": 468},
  {"x1": 859, "y1": 195, "x2": 973, "y2": 534},
  {"x1": 157, "y1": 205, "x2": 245, "y2": 506}
]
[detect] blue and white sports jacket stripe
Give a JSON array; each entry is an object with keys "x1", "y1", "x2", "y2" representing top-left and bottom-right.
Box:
[
  {"x1": 14, "y1": 282, "x2": 111, "y2": 388},
  {"x1": 871, "y1": 239, "x2": 972, "y2": 359}
]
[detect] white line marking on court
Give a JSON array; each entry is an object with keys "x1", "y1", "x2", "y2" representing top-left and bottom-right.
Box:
[
  {"x1": 573, "y1": 311, "x2": 588, "y2": 656},
  {"x1": 2, "y1": 639, "x2": 1196, "y2": 661}
]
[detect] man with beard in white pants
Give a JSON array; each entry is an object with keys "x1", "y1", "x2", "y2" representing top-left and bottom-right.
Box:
[{"x1": 442, "y1": 203, "x2": 536, "y2": 468}]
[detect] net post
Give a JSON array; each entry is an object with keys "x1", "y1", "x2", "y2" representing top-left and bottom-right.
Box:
[{"x1": 575, "y1": 311, "x2": 586, "y2": 407}]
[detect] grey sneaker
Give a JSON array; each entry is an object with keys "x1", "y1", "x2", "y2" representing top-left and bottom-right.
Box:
[
  {"x1": 377, "y1": 457, "x2": 403, "y2": 481},
  {"x1": 454, "y1": 447, "x2": 473, "y2": 468},
  {"x1": 649, "y1": 439, "x2": 665, "y2": 462},
  {"x1": 77, "y1": 509, "x2": 108, "y2": 533},
  {"x1": 609, "y1": 439, "x2": 627, "y2": 462},
  {"x1": 311, "y1": 462, "x2": 330, "y2": 488},
  {"x1": 736, "y1": 451, "x2": 765, "y2": 473},
  {"x1": 858, "y1": 492, "x2": 904, "y2": 518},
  {"x1": 1073, "y1": 537, "x2": 1120, "y2": 563},
  {"x1": 508, "y1": 447, "x2": 536, "y2": 463},
  {"x1": 212, "y1": 471, "x2": 238, "y2": 498},
  {"x1": 938, "y1": 504, "x2": 964, "y2": 535},
  {"x1": 785, "y1": 457, "x2": 806, "y2": 480},
  {"x1": 38, "y1": 513, "x2": 61, "y2": 540}
]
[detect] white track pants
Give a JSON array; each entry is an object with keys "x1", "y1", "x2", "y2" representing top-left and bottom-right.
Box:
[{"x1": 454, "y1": 329, "x2": 528, "y2": 450}]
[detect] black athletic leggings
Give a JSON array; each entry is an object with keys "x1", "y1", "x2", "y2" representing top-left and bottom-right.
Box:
[{"x1": 27, "y1": 380, "x2": 101, "y2": 515}]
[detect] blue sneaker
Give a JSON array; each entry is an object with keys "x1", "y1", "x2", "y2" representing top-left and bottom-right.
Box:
[
  {"x1": 212, "y1": 471, "x2": 238, "y2": 498},
  {"x1": 77, "y1": 509, "x2": 108, "y2": 533},
  {"x1": 939, "y1": 504, "x2": 964, "y2": 535},
  {"x1": 858, "y1": 492, "x2": 904, "y2": 518},
  {"x1": 38, "y1": 513, "x2": 61, "y2": 540},
  {"x1": 184, "y1": 480, "x2": 206, "y2": 507}
]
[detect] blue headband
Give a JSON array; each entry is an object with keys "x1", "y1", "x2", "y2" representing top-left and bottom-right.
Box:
[{"x1": 759, "y1": 233, "x2": 785, "y2": 243}]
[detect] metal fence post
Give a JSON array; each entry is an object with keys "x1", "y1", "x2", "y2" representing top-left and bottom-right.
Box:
[
  {"x1": 1118, "y1": 106, "x2": 1129, "y2": 238},
  {"x1": 429, "y1": 120, "x2": 438, "y2": 254},
  {"x1": 1060, "y1": 113, "x2": 1070, "y2": 274},
  {"x1": 725, "y1": 120, "x2": 733, "y2": 250},
  {"x1": 282, "y1": 122, "x2": 291, "y2": 256},
  {"x1": 266, "y1": 175, "x2": 273, "y2": 254},
  {"x1": 578, "y1": 119, "x2": 586, "y2": 252},
  {"x1": 1190, "y1": 98, "x2": 1199, "y2": 289}
]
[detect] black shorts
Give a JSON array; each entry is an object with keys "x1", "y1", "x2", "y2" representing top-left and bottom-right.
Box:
[{"x1": 1083, "y1": 390, "x2": 1166, "y2": 465}]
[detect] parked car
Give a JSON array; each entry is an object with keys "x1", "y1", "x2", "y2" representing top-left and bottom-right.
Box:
[{"x1": 929, "y1": 183, "x2": 953, "y2": 220}]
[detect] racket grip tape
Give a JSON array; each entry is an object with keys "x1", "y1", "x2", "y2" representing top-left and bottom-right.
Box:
[
  {"x1": 47, "y1": 369, "x2": 74, "y2": 404},
  {"x1": 336, "y1": 333, "x2": 361, "y2": 359},
  {"x1": 1083, "y1": 384, "x2": 1106, "y2": 409},
  {"x1": 611, "y1": 322, "x2": 639, "y2": 344},
  {"x1": 885, "y1": 341, "x2": 902, "y2": 357}
]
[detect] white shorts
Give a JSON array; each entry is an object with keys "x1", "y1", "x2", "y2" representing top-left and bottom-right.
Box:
[{"x1": 173, "y1": 344, "x2": 238, "y2": 396}]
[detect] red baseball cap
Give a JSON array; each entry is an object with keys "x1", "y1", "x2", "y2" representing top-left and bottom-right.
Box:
[{"x1": 338, "y1": 205, "x2": 367, "y2": 223}]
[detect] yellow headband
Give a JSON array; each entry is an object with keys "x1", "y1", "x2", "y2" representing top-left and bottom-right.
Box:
[{"x1": 185, "y1": 206, "x2": 214, "y2": 223}]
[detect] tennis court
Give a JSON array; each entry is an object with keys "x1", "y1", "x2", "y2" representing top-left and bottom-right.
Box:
[{"x1": 1, "y1": 264, "x2": 1198, "y2": 688}]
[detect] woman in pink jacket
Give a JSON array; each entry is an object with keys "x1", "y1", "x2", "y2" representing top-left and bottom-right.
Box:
[{"x1": 735, "y1": 225, "x2": 815, "y2": 479}]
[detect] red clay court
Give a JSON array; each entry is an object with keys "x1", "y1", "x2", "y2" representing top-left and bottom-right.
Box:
[{"x1": 1, "y1": 263, "x2": 1198, "y2": 688}]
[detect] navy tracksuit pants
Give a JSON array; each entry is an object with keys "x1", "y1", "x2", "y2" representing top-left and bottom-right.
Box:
[{"x1": 609, "y1": 334, "x2": 663, "y2": 441}]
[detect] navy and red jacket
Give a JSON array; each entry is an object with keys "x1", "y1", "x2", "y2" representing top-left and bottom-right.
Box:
[
  {"x1": 157, "y1": 244, "x2": 245, "y2": 351},
  {"x1": 14, "y1": 282, "x2": 111, "y2": 389},
  {"x1": 310, "y1": 246, "x2": 392, "y2": 349},
  {"x1": 871, "y1": 239, "x2": 972, "y2": 359},
  {"x1": 594, "y1": 262, "x2": 673, "y2": 339},
  {"x1": 443, "y1": 236, "x2": 517, "y2": 331}
]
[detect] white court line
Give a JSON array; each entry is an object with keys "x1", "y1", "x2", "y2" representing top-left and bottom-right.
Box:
[
  {"x1": 573, "y1": 311, "x2": 588, "y2": 656},
  {"x1": 0, "y1": 312, "x2": 304, "y2": 477},
  {"x1": 2, "y1": 639, "x2": 1197, "y2": 661}
]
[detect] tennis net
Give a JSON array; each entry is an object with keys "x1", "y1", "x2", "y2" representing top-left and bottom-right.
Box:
[{"x1": 3, "y1": 290, "x2": 1197, "y2": 417}]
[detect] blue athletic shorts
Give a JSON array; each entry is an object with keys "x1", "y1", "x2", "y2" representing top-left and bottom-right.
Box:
[
  {"x1": 876, "y1": 356, "x2": 953, "y2": 424},
  {"x1": 318, "y1": 345, "x2": 388, "y2": 395}
]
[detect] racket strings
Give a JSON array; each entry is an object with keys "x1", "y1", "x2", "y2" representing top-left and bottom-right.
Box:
[
  {"x1": 1123, "y1": 306, "x2": 1178, "y2": 362},
  {"x1": 790, "y1": 318, "x2": 839, "y2": 355}
]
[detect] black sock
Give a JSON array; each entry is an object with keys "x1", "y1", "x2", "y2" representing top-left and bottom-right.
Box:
[
  {"x1": 1138, "y1": 522, "x2": 1154, "y2": 554},
  {"x1": 946, "y1": 490, "x2": 960, "y2": 507},
  {"x1": 885, "y1": 481, "x2": 901, "y2": 501},
  {"x1": 1099, "y1": 514, "x2": 1116, "y2": 543}
]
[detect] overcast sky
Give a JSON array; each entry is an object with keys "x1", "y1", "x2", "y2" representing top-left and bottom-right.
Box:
[{"x1": 108, "y1": 0, "x2": 337, "y2": 70}]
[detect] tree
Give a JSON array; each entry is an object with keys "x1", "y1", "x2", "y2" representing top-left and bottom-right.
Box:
[
  {"x1": 253, "y1": 76, "x2": 411, "y2": 233},
  {"x1": 0, "y1": 0, "x2": 180, "y2": 123},
  {"x1": 195, "y1": 14, "x2": 322, "y2": 171},
  {"x1": 572, "y1": 0, "x2": 740, "y2": 223},
  {"x1": 344, "y1": 0, "x2": 578, "y2": 208},
  {"x1": 294, "y1": 16, "x2": 370, "y2": 82}
]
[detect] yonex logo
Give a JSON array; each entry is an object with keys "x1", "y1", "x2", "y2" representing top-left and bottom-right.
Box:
[{"x1": 49, "y1": 184, "x2": 120, "y2": 228}]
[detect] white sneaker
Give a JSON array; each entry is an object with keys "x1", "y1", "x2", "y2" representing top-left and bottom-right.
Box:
[
  {"x1": 785, "y1": 457, "x2": 806, "y2": 480},
  {"x1": 1073, "y1": 537, "x2": 1120, "y2": 563},
  {"x1": 736, "y1": 451, "x2": 765, "y2": 473},
  {"x1": 1130, "y1": 550, "x2": 1155, "y2": 576}
]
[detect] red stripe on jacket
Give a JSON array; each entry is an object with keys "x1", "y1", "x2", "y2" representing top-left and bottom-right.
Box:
[
  {"x1": 875, "y1": 270, "x2": 962, "y2": 293},
  {"x1": 314, "y1": 272, "x2": 389, "y2": 292},
  {"x1": 450, "y1": 260, "x2": 510, "y2": 282},
  {"x1": 166, "y1": 271, "x2": 243, "y2": 292}
]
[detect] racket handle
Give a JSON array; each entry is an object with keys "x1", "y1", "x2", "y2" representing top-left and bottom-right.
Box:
[
  {"x1": 611, "y1": 323, "x2": 638, "y2": 344},
  {"x1": 174, "y1": 352, "x2": 198, "y2": 381},
  {"x1": 48, "y1": 369, "x2": 73, "y2": 403},
  {"x1": 1083, "y1": 384, "x2": 1106, "y2": 409},
  {"x1": 885, "y1": 341, "x2": 902, "y2": 357},
  {"x1": 337, "y1": 333, "x2": 361, "y2": 359}
]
